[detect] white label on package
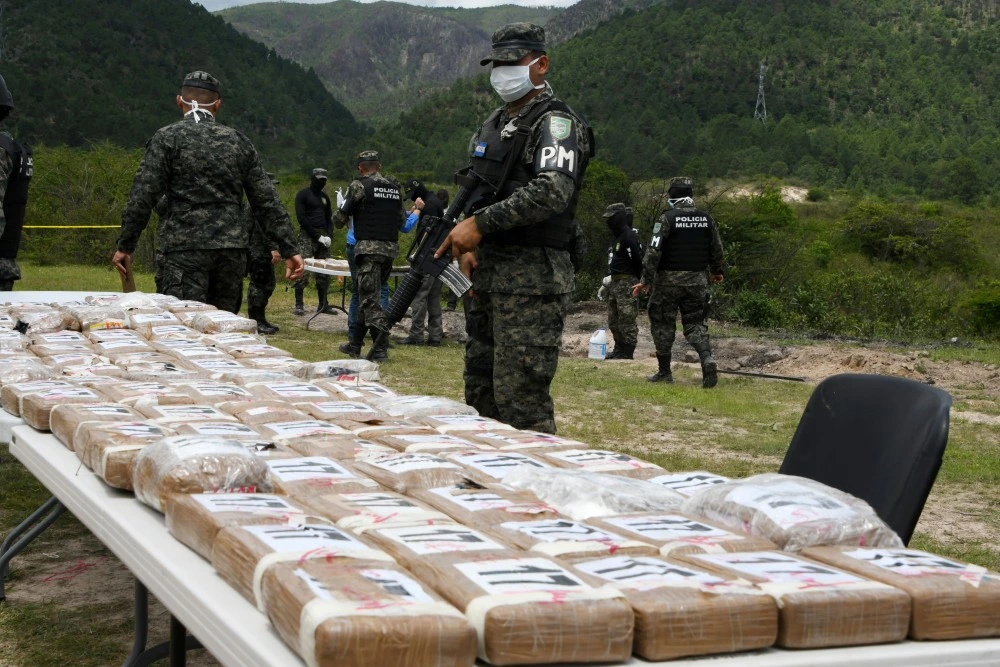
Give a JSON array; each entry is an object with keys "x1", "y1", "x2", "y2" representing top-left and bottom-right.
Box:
[
  {"x1": 428, "y1": 487, "x2": 515, "y2": 511},
  {"x1": 36, "y1": 388, "x2": 100, "y2": 400},
  {"x1": 192, "y1": 359, "x2": 245, "y2": 370},
  {"x1": 171, "y1": 438, "x2": 245, "y2": 459},
  {"x1": 242, "y1": 523, "x2": 365, "y2": 553},
  {"x1": 119, "y1": 383, "x2": 171, "y2": 394},
  {"x1": 267, "y1": 457, "x2": 357, "y2": 482},
  {"x1": 375, "y1": 525, "x2": 504, "y2": 555},
  {"x1": 11, "y1": 380, "x2": 72, "y2": 391},
  {"x1": 265, "y1": 420, "x2": 347, "y2": 438},
  {"x1": 259, "y1": 382, "x2": 327, "y2": 398},
  {"x1": 340, "y1": 492, "x2": 421, "y2": 508},
  {"x1": 245, "y1": 406, "x2": 290, "y2": 417},
  {"x1": 35, "y1": 332, "x2": 86, "y2": 342},
  {"x1": 153, "y1": 405, "x2": 229, "y2": 420},
  {"x1": 691, "y1": 552, "x2": 869, "y2": 588},
  {"x1": 190, "y1": 493, "x2": 300, "y2": 515},
  {"x1": 185, "y1": 422, "x2": 259, "y2": 437},
  {"x1": 455, "y1": 557, "x2": 588, "y2": 595},
  {"x1": 366, "y1": 453, "x2": 460, "y2": 473},
  {"x1": 73, "y1": 405, "x2": 135, "y2": 417},
  {"x1": 100, "y1": 340, "x2": 150, "y2": 350},
  {"x1": 310, "y1": 401, "x2": 378, "y2": 415},
  {"x1": 132, "y1": 313, "x2": 179, "y2": 324},
  {"x1": 451, "y1": 452, "x2": 546, "y2": 479},
  {"x1": 726, "y1": 482, "x2": 856, "y2": 528},
  {"x1": 359, "y1": 569, "x2": 437, "y2": 603},
  {"x1": 397, "y1": 435, "x2": 471, "y2": 446},
  {"x1": 649, "y1": 472, "x2": 730, "y2": 496},
  {"x1": 844, "y1": 548, "x2": 987, "y2": 584},
  {"x1": 546, "y1": 449, "x2": 657, "y2": 469},
  {"x1": 185, "y1": 383, "x2": 252, "y2": 397},
  {"x1": 502, "y1": 519, "x2": 631, "y2": 545},
  {"x1": 575, "y1": 556, "x2": 729, "y2": 590},
  {"x1": 603, "y1": 515, "x2": 734, "y2": 541},
  {"x1": 102, "y1": 422, "x2": 170, "y2": 438}
]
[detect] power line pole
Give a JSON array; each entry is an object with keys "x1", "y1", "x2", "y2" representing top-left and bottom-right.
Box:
[{"x1": 754, "y1": 62, "x2": 767, "y2": 123}]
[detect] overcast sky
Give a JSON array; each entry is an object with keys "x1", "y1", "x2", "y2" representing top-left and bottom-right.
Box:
[{"x1": 199, "y1": 0, "x2": 579, "y2": 9}]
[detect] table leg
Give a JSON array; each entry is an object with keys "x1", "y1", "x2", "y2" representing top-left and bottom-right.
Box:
[
  {"x1": 169, "y1": 615, "x2": 187, "y2": 667},
  {"x1": 121, "y1": 578, "x2": 149, "y2": 667},
  {"x1": 0, "y1": 496, "x2": 65, "y2": 601}
]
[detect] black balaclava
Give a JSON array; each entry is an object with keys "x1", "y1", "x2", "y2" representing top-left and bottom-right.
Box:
[
  {"x1": 605, "y1": 211, "x2": 629, "y2": 236},
  {"x1": 310, "y1": 176, "x2": 327, "y2": 193},
  {"x1": 408, "y1": 182, "x2": 429, "y2": 203}
]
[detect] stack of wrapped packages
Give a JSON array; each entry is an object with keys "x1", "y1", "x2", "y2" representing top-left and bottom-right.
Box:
[{"x1": 4, "y1": 291, "x2": 999, "y2": 666}]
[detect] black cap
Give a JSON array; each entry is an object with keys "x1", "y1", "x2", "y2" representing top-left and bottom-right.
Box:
[
  {"x1": 182, "y1": 71, "x2": 220, "y2": 93},
  {"x1": 480, "y1": 23, "x2": 546, "y2": 66}
]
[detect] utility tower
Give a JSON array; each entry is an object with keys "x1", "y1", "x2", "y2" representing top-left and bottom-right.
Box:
[{"x1": 753, "y1": 62, "x2": 767, "y2": 123}]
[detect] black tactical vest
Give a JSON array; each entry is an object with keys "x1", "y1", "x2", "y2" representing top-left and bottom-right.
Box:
[
  {"x1": 658, "y1": 208, "x2": 713, "y2": 272},
  {"x1": 608, "y1": 228, "x2": 641, "y2": 276},
  {"x1": 470, "y1": 99, "x2": 581, "y2": 250},
  {"x1": 0, "y1": 135, "x2": 32, "y2": 260},
  {"x1": 353, "y1": 176, "x2": 402, "y2": 242}
]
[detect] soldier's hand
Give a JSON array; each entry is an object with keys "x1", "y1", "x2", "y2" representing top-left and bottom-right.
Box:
[
  {"x1": 285, "y1": 254, "x2": 305, "y2": 281},
  {"x1": 318, "y1": 235, "x2": 332, "y2": 248},
  {"x1": 710, "y1": 273, "x2": 724, "y2": 284},
  {"x1": 632, "y1": 282, "x2": 650, "y2": 298},
  {"x1": 270, "y1": 250, "x2": 281, "y2": 265},
  {"x1": 112, "y1": 251, "x2": 132, "y2": 278},
  {"x1": 435, "y1": 216, "x2": 482, "y2": 260}
]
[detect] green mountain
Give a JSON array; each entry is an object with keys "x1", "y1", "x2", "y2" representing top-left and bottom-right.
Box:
[
  {"x1": 0, "y1": 0, "x2": 363, "y2": 168},
  {"x1": 217, "y1": 1, "x2": 562, "y2": 123},
  {"x1": 373, "y1": 0, "x2": 1000, "y2": 201},
  {"x1": 544, "y1": 0, "x2": 666, "y2": 44}
]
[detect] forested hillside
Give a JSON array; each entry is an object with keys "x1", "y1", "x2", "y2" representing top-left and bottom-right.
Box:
[
  {"x1": 375, "y1": 0, "x2": 1000, "y2": 202},
  {"x1": 544, "y1": 0, "x2": 665, "y2": 44},
  {"x1": 218, "y1": 1, "x2": 561, "y2": 123},
  {"x1": 0, "y1": 0, "x2": 362, "y2": 167}
]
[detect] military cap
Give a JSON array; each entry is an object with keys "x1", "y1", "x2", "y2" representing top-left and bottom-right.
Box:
[
  {"x1": 602, "y1": 202, "x2": 627, "y2": 218},
  {"x1": 312, "y1": 167, "x2": 328, "y2": 180},
  {"x1": 182, "y1": 71, "x2": 220, "y2": 93},
  {"x1": 670, "y1": 176, "x2": 694, "y2": 189},
  {"x1": 404, "y1": 178, "x2": 423, "y2": 200},
  {"x1": 480, "y1": 23, "x2": 546, "y2": 66},
  {"x1": 356, "y1": 150, "x2": 380, "y2": 165}
]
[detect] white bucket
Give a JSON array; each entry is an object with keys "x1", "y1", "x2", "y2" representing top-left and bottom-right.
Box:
[{"x1": 588, "y1": 329, "x2": 608, "y2": 360}]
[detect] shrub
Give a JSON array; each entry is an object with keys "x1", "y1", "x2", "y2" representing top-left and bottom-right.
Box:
[
  {"x1": 728, "y1": 289, "x2": 787, "y2": 328},
  {"x1": 963, "y1": 286, "x2": 1000, "y2": 336},
  {"x1": 806, "y1": 187, "x2": 830, "y2": 202}
]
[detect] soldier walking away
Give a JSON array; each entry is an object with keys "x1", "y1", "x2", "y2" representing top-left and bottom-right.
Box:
[
  {"x1": 435, "y1": 23, "x2": 594, "y2": 433},
  {"x1": 293, "y1": 168, "x2": 335, "y2": 316},
  {"x1": 633, "y1": 177, "x2": 725, "y2": 388},
  {"x1": 245, "y1": 172, "x2": 283, "y2": 334},
  {"x1": 334, "y1": 151, "x2": 405, "y2": 361},
  {"x1": 401, "y1": 179, "x2": 446, "y2": 347},
  {"x1": 602, "y1": 202, "x2": 643, "y2": 359},
  {"x1": 0, "y1": 74, "x2": 33, "y2": 291},
  {"x1": 114, "y1": 71, "x2": 303, "y2": 311}
]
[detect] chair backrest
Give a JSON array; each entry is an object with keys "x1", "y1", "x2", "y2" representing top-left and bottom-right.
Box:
[{"x1": 779, "y1": 373, "x2": 951, "y2": 545}]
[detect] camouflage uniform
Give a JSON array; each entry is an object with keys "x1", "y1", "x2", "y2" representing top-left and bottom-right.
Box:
[
  {"x1": 117, "y1": 71, "x2": 297, "y2": 313},
  {"x1": 603, "y1": 203, "x2": 644, "y2": 354},
  {"x1": 0, "y1": 135, "x2": 16, "y2": 290},
  {"x1": 640, "y1": 184, "x2": 725, "y2": 386},
  {"x1": 333, "y1": 157, "x2": 405, "y2": 340},
  {"x1": 243, "y1": 200, "x2": 278, "y2": 310},
  {"x1": 464, "y1": 24, "x2": 592, "y2": 433}
]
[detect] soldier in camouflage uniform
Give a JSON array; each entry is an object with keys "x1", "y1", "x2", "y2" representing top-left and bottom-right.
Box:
[
  {"x1": 114, "y1": 71, "x2": 303, "y2": 312},
  {"x1": 0, "y1": 74, "x2": 32, "y2": 290},
  {"x1": 333, "y1": 150, "x2": 405, "y2": 361},
  {"x1": 602, "y1": 202, "x2": 643, "y2": 359},
  {"x1": 633, "y1": 177, "x2": 725, "y2": 388},
  {"x1": 244, "y1": 172, "x2": 282, "y2": 334},
  {"x1": 436, "y1": 23, "x2": 593, "y2": 433}
]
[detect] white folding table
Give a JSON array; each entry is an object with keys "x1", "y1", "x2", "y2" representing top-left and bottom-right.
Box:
[{"x1": 8, "y1": 426, "x2": 1000, "y2": 666}]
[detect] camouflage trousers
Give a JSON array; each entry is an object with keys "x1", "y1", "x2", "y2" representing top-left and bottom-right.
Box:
[
  {"x1": 0, "y1": 257, "x2": 21, "y2": 290},
  {"x1": 607, "y1": 277, "x2": 639, "y2": 347},
  {"x1": 355, "y1": 253, "x2": 393, "y2": 334},
  {"x1": 647, "y1": 280, "x2": 712, "y2": 358},
  {"x1": 155, "y1": 249, "x2": 247, "y2": 314},
  {"x1": 292, "y1": 233, "x2": 330, "y2": 291},
  {"x1": 464, "y1": 290, "x2": 570, "y2": 434},
  {"x1": 245, "y1": 252, "x2": 276, "y2": 310}
]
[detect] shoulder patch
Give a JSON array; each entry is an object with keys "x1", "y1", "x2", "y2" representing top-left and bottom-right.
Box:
[
  {"x1": 549, "y1": 116, "x2": 572, "y2": 141},
  {"x1": 652, "y1": 222, "x2": 662, "y2": 235}
]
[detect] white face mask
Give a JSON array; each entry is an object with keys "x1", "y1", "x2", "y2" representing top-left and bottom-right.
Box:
[
  {"x1": 181, "y1": 97, "x2": 215, "y2": 123},
  {"x1": 490, "y1": 57, "x2": 544, "y2": 103}
]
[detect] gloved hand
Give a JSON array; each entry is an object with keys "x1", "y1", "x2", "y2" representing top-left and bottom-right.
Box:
[
  {"x1": 336, "y1": 188, "x2": 346, "y2": 209},
  {"x1": 601, "y1": 275, "x2": 612, "y2": 287},
  {"x1": 597, "y1": 285, "x2": 608, "y2": 301},
  {"x1": 318, "y1": 235, "x2": 332, "y2": 248}
]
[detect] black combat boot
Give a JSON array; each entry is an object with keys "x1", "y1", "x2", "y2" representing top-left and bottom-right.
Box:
[
  {"x1": 293, "y1": 287, "x2": 305, "y2": 316},
  {"x1": 605, "y1": 346, "x2": 621, "y2": 360},
  {"x1": 249, "y1": 306, "x2": 278, "y2": 335},
  {"x1": 617, "y1": 344, "x2": 635, "y2": 360},
  {"x1": 699, "y1": 350, "x2": 718, "y2": 389},
  {"x1": 647, "y1": 354, "x2": 673, "y2": 383},
  {"x1": 370, "y1": 327, "x2": 390, "y2": 362},
  {"x1": 339, "y1": 327, "x2": 365, "y2": 358},
  {"x1": 316, "y1": 287, "x2": 338, "y2": 315}
]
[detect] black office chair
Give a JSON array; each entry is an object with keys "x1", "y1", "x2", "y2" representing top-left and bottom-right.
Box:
[{"x1": 779, "y1": 373, "x2": 951, "y2": 545}]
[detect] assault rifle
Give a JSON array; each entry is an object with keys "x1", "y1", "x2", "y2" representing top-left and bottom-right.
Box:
[{"x1": 364, "y1": 169, "x2": 493, "y2": 360}]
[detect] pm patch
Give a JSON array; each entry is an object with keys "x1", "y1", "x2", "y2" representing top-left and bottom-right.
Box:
[{"x1": 549, "y1": 116, "x2": 572, "y2": 141}]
